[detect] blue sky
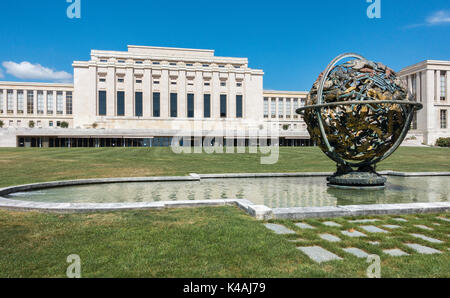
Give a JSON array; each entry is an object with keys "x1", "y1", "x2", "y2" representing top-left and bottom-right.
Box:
[{"x1": 0, "y1": 0, "x2": 449, "y2": 90}]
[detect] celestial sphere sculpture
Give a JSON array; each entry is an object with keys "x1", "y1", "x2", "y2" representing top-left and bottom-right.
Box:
[{"x1": 296, "y1": 53, "x2": 423, "y2": 189}]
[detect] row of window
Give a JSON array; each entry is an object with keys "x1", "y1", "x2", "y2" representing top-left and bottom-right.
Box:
[
  {"x1": 97, "y1": 59, "x2": 242, "y2": 69},
  {"x1": 0, "y1": 90, "x2": 72, "y2": 115},
  {"x1": 98, "y1": 92, "x2": 243, "y2": 119},
  {"x1": 99, "y1": 77, "x2": 243, "y2": 88},
  {"x1": 3, "y1": 119, "x2": 66, "y2": 128},
  {"x1": 263, "y1": 97, "x2": 305, "y2": 118}
]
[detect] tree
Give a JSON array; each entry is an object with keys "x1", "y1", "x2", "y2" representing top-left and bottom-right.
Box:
[
  {"x1": 0, "y1": 120, "x2": 4, "y2": 128},
  {"x1": 28, "y1": 120, "x2": 35, "y2": 128}
]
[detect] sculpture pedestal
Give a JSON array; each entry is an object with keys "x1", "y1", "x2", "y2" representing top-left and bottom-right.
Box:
[{"x1": 327, "y1": 166, "x2": 387, "y2": 190}]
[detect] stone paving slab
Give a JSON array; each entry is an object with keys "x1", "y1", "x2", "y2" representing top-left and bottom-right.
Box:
[
  {"x1": 437, "y1": 217, "x2": 450, "y2": 222},
  {"x1": 264, "y1": 223, "x2": 296, "y2": 235},
  {"x1": 297, "y1": 246, "x2": 342, "y2": 263},
  {"x1": 322, "y1": 221, "x2": 342, "y2": 227},
  {"x1": 410, "y1": 233, "x2": 443, "y2": 243},
  {"x1": 319, "y1": 233, "x2": 341, "y2": 242},
  {"x1": 383, "y1": 224, "x2": 401, "y2": 229},
  {"x1": 414, "y1": 225, "x2": 433, "y2": 231},
  {"x1": 405, "y1": 243, "x2": 442, "y2": 255},
  {"x1": 393, "y1": 218, "x2": 408, "y2": 222},
  {"x1": 368, "y1": 241, "x2": 380, "y2": 245},
  {"x1": 383, "y1": 249, "x2": 409, "y2": 257},
  {"x1": 360, "y1": 225, "x2": 389, "y2": 233},
  {"x1": 341, "y1": 230, "x2": 367, "y2": 238},
  {"x1": 343, "y1": 247, "x2": 369, "y2": 258},
  {"x1": 348, "y1": 219, "x2": 379, "y2": 223},
  {"x1": 295, "y1": 222, "x2": 316, "y2": 229}
]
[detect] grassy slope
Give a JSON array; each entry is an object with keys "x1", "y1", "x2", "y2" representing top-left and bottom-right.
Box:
[
  {"x1": 0, "y1": 207, "x2": 448, "y2": 278},
  {"x1": 0, "y1": 147, "x2": 448, "y2": 188}
]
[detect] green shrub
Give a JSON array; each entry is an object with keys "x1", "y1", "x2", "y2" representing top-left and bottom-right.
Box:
[
  {"x1": 0, "y1": 120, "x2": 4, "y2": 128},
  {"x1": 28, "y1": 120, "x2": 35, "y2": 128},
  {"x1": 435, "y1": 137, "x2": 450, "y2": 148},
  {"x1": 60, "y1": 121, "x2": 69, "y2": 128}
]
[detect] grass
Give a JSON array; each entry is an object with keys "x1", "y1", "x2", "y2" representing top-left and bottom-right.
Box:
[
  {"x1": 0, "y1": 207, "x2": 448, "y2": 278},
  {"x1": 0, "y1": 146, "x2": 448, "y2": 277},
  {"x1": 0, "y1": 146, "x2": 448, "y2": 188}
]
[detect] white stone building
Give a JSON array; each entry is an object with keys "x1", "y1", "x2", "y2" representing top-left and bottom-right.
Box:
[
  {"x1": 398, "y1": 60, "x2": 450, "y2": 146},
  {"x1": 0, "y1": 46, "x2": 448, "y2": 147}
]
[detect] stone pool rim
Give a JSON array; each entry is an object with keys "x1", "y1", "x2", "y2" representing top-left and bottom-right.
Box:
[{"x1": 0, "y1": 171, "x2": 449, "y2": 219}]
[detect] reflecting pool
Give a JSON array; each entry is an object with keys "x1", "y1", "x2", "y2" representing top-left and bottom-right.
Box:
[{"x1": 6, "y1": 176, "x2": 450, "y2": 208}]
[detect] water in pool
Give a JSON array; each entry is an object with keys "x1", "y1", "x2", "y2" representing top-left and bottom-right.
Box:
[{"x1": 6, "y1": 176, "x2": 450, "y2": 208}]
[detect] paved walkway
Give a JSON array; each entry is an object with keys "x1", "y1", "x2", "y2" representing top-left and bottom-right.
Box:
[{"x1": 264, "y1": 215, "x2": 448, "y2": 264}]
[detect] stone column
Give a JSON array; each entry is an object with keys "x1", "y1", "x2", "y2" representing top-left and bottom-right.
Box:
[
  {"x1": 212, "y1": 72, "x2": 220, "y2": 119},
  {"x1": 178, "y1": 70, "x2": 186, "y2": 119},
  {"x1": 125, "y1": 67, "x2": 134, "y2": 117},
  {"x1": 160, "y1": 69, "x2": 169, "y2": 119},
  {"x1": 106, "y1": 66, "x2": 116, "y2": 116},
  {"x1": 446, "y1": 71, "x2": 450, "y2": 103},
  {"x1": 143, "y1": 68, "x2": 151, "y2": 117},
  {"x1": 13, "y1": 89, "x2": 17, "y2": 115},
  {"x1": 435, "y1": 70, "x2": 440, "y2": 102}
]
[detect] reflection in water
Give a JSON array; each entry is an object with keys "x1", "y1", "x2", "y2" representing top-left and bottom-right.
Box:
[{"x1": 7, "y1": 177, "x2": 450, "y2": 208}]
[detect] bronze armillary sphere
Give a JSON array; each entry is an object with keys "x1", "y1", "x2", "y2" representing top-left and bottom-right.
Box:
[{"x1": 296, "y1": 53, "x2": 423, "y2": 189}]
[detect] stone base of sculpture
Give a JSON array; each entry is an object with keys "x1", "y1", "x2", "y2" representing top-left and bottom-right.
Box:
[{"x1": 327, "y1": 165, "x2": 387, "y2": 190}]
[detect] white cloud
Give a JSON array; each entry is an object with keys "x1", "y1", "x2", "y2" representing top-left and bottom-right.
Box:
[
  {"x1": 405, "y1": 10, "x2": 450, "y2": 28},
  {"x1": 1, "y1": 61, "x2": 72, "y2": 82},
  {"x1": 426, "y1": 10, "x2": 450, "y2": 25},
  {"x1": 0, "y1": 68, "x2": 4, "y2": 79}
]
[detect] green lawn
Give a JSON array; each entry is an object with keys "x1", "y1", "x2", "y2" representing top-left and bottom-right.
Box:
[
  {"x1": 0, "y1": 207, "x2": 448, "y2": 278},
  {"x1": 0, "y1": 146, "x2": 448, "y2": 188},
  {"x1": 0, "y1": 147, "x2": 448, "y2": 278}
]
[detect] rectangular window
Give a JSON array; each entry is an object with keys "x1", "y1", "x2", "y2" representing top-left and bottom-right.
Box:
[
  {"x1": 98, "y1": 91, "x2": 107, "y2": 116},
  {"x1": 278, "y1": 99, "x2": 284, "y2": 117},
  {"x1": 187, "y1": 93, "x2": 194, "y2": 118},
  {"x1": 47, "y1": 92, "x2": 54, "y2": 114},
  {"x1": 236, "y1": 95, "x2": 243, "y2": 118},
  {"x1": 153, "y1": 92, "x2": 160, "y2": 117},
  {"x1": 117, "y1": 91, "x2": 125, "y2": 116},
  {"x1": 293, "y1": 98, "x2": 299, "y2": 118},
  {"x1": 264, "y1": 97, "x2": 269, "y2": 118},
  {"x1": 135, "y1": 92, "x2": 143, "y2": 117},
  {"x1": 17, "y1": 91, "x2": 24, "y2": 114},
  {"x1": 99, "y1": 78, "x2": 106, "y2": 82},
  {"x1": 49, "y1": 121, "x2": 53, "y2": 127},
  {"x1": 271, "y1": 98, "x2": 276, "y2": 117},
  {"x1": 204, "y1": 82, "x2": 210, "y2": 86},
  {"x1": 26, "y1": 91, "x2": 34, "y2": 114},
  {"x1": 286, "y1": 99, "x2": 291, "y2": 118},
  {"x1": 56, "y1": 92, "x2": 63, "y2": 114},
  {"x1": 37, "y1": 91, "x2": 44, "y2": 114},
  {"x1": 135, "y1": 61, "x2": 143, "y2": 64},
  {"x1": 204, "y1": 94, "x2": 211, "y2": 118},
  {"x1": 7, "y1": 90, "x2": 13, "y2": 113},
  {"x1": 220, "y1": 81, "x2": 226, "y2": 87},
  {"x1": 136, "y1": 79, "x2": 142, "y2": 84},
  {"x1": 118, "y1": 78, "x2": 124, "y2": 83},
  {"x1": 411, "y1": 111, "x2": 418, "y2": 130},
  {"x1": 152, "y1": 61, "x2": 160, "y2": 65},
  {"x1": 170, "y1": 93, "x2": 178, "y2": 118},
  {"x1": 441, "y1": 110, "x2": 447, "y2": 129},
  {"x1": 441, "y1": 72, "x2": 446, "y2": 100},
  {"x1": 66, "y1": 91, "x2": 72, "y2": 115},
  {"x1": 220, "y1": 94, "x2": 227, "y2": 118}
]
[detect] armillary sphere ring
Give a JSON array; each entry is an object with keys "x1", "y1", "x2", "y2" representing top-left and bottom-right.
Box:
[{"x1": 296, "y1": 53, "x2": 423, "y2": 168}]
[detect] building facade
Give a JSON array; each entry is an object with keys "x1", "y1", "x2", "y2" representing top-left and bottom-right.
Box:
[
  {"x1": 398, "y1": 60, "x2": 450, "y2": 145},
  {"x1": 0, "y1": 46, "x2": 448, "y2": 147}
]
